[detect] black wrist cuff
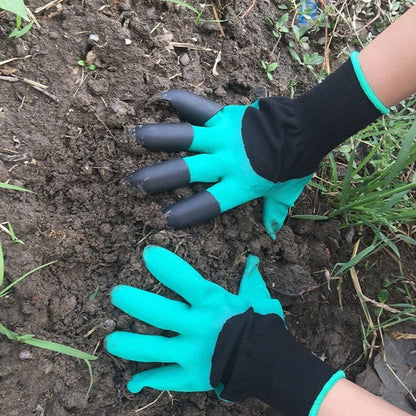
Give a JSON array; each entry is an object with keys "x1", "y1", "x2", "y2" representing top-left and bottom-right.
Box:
[
  {"x1": 210, "y1": 308, "x2": 338, "y2": 416},
  {"x1": 292, "y1": 57, "x2": 382, "y2": 170},
  {"x1": 241, "y1": 58, "x2": 382, "y2": 182}
]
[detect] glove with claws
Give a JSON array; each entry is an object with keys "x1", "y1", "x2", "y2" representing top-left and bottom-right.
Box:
[{"x1": 126, "y1": 52, "x2": 387, "y2": 238}]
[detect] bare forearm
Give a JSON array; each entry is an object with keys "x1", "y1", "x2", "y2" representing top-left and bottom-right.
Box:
[
  {"x1": 318, "y1": 379, "x2": 412, "y2": 416},
  {"x1": 359, "y1": 5, "x2": 416, "y2": 107}
]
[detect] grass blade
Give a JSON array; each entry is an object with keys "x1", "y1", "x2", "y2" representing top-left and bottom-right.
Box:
[
  {"x1": 20, "y1": 336, "x2": 97, "y2": 360},
  {"x1": 0, "y1": 242, "x2": 3, "y2": 288},
  {"x1": 0, "y1": 260, "x2": 57, "y2": 298},
  {"x1": 339, "y1": 147, "x2": 356, "y2": 209},
  {"x1": 385, "y1": 117, "x2": 416, "y2": 184},
  {"x1": 163, "y1": 0, "x2": 199, "y2": 14},
  {"x1": 0, "y1": 182, "x2": 33, "y2": 193}
]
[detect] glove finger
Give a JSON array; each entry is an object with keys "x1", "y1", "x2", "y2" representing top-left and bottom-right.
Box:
[
  {"x1": 263, "y1": 175, "x2": 312, "y2": 239},
  {"x1": 110, "y1": 285, "x2": 190, "y2": 332},
  {"x1": 207, "y1": 179, "x2": 256, "y2": 213},
  {"x1": 187, "y1": 125, "x2": 222, "y2": 154},
  {"x1": 126, "y1": 364, "x2": 200, "y2": 394},
  {"x1": 184, "y1": 154, "x2": 224, "y2": 183},
  {"x1": 105, "y1": 331, "x2": 182, "y2": 363},
  {"x1": 143, "y1": 245, "x2": 223, "y2": 306},
  {"x1": 130, "y1": 123, "x2": 194, "y2": 152},
  {"x1": 126, "y1": 158, "x2": 190, "y2": 194},
  {"x1": 238, "y1": 255, "x2": 285, "y2": 318},
  {"x1": 238, "y1": 255, "x2": 271, "y2": 300},
  {"x1": 262, "y1": 196, "x2": 290, "y2": 240},
  {"x1": 161, "y1": 89, "x2": 223, "y2": 126},
  {"x1": 162, "y1": 190, "x2": 220, "y2": 230}
]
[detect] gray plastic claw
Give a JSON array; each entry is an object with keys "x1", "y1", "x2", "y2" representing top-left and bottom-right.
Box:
[{"x1": 161, "y1": 90, "x2": 224, "y2": 126}]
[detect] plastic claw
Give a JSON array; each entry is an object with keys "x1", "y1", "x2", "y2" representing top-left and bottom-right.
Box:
[
  {"x1": 130, "y1": 123, "x2": 194, "y2": 152},
  {"x1": 126, "y1": 159, "x2": 190, "y2": 194},
  {"x1": 163, "y1": 191, "x2": 221, "y2": 229},
  {"x1": 161, "y1": 90, "x2": 224, "y2": 126}
]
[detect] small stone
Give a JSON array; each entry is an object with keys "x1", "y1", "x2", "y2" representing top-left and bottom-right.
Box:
[
  {"x1": 102, "y1": 318, "x2": 116, "y2": 332},
  {"x1": 88, "y1": 34, "x2": 100, "y2": 45},
  {"x1": 85, "y1": 51, "x2": 96, "y2": 65},
  {"x1": 214, "y1": 87, "x2": 227, "y2": 97},
  {"x1": 19, "y1": 350, "x2": 34, "y2": 360},
  {"x1": 88, "y1": 77, "x2": 109, "y2": 95},
  {"x1": 325, "y1": 236, "x2": 340, "y2": 253},
  {"x1": 49, "y1": 31, "x2": 59, "y2": 40},
  {"x1": 180, "y1": 53, "x2": 190, "y2": 66},
  {"x1": 99, "y1": 223, "x2": 112, "y2": 236},
  {"x1": 14, "y1": 41, "x2": 29, "y2": 57}
]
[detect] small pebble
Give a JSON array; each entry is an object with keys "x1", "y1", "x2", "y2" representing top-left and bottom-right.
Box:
[
  {"x1": 180, "y1": 53, "x2": 190, "y2": 66},
  {"x1": 88, "y1": 34, "x2": 100, "y2": 45},
  {"x1": 102, "y1": 318, "x2": 116, "y2": 332},
  {"x1": 19, "y1": 350, "x2": 34, "y2": 360}
]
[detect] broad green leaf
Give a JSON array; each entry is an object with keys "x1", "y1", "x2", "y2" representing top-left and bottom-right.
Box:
[
  {"x1": 9, "y1": 20, "x2": 33, "y2": 38},
  {"x1": 268, "y1": 62, "x2": 278, "y2": 71},
  {"x1": 0, "y1": 0, "x2": 29, "y2": 20},
  {"x1": 378, "y1": 288, "x2": 389, "y2": 303}
]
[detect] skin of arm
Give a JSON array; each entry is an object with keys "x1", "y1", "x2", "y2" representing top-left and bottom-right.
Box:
[
  {"x1": 359, "y1": 5, "x2": 416, "y2": 107},
  {"x1": 318, "y1": 379, "x2": 412, "y2": 416}
]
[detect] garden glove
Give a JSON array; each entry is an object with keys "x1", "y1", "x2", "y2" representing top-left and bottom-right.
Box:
[
  {"x1": 105, "y1": 245, "x2": 345, "y2": 416},
  {"x1": 126, "y1": 52, "x2": 388, "y2": 239}
]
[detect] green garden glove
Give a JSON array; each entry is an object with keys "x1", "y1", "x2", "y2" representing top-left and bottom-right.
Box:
[
  {"x1": 106, "y1": 245, "x2": 345, "y2": 416},
  {"x1": 127, "y1": 52, "x2": 387, "y2": 238}
]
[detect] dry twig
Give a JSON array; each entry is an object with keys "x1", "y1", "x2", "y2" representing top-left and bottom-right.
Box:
[
  {"x1": 211, "y1": 5, "x2": 225, "y2": 37},
  {"x1": 35, "y1": 0, "x2": 66, "y2": 14},
  {"x1": 241, "y1": 0, "x2": 256, "y2": 19}
]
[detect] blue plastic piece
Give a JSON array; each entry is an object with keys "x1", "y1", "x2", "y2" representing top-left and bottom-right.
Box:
[{"x1": 298, "y1": 0, "x2": 318, "y2": 26}]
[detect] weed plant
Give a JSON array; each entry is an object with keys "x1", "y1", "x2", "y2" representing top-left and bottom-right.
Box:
[
  {"x1": 162, "y1": 0, "x2": 230, "y2": 25},
  {"x1": 0, "y1": 0, "x2": 33, "y2": 38},
  {"x1": 294, "y1": 98, "x2": 416, "y2": 353},
  {"x1": 265, "y1": 1, "x2": 326, "y2": 81},
  {"x1": 297, "y1": 98, "x2": 416, "y2": 274},
  {"x1": 0, "y1": 185, "x2": 97, "y2": 397}
]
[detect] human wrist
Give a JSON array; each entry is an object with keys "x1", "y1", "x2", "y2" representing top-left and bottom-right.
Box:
[
  {"x1": 210, "y1": 308, "x2": 345, "y2": 416},
  {"x1": 350, "y1": 51, "x2": 390, "y2": 115}
]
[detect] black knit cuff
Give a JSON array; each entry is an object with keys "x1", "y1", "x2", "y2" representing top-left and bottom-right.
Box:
[
  {"x1": 210, "y1": 308, "x2": 338, "y2": 416},
  {"x1": 241, "y1": 58, "x2": 382, "y2": 182},
  {"x1": 292, "y1": 57, "x2": 382, "y2": 170}
]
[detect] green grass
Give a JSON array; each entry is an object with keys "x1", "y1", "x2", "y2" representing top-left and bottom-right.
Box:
[
  {"x1": 0, "y1": 0, "x2": 33, "y2": 38},
  {"x1": 296, "y1": 98, "x2": 416, "y2": 276},
  {"x1": 1, "y1": 181, "x2": 97, "y2": 397},
  {"x1": 0, "y1": 242, "x2": 97, "y2": 397},
  {"x1": 0, "y1": 182, "x2": 34, "y2": 193},
  {"x1": 293, "y1": 97, "x2": 416, "y2": 357},
  {"x1": 162, "y1": 0, "x2": 230, "y2": 25}
]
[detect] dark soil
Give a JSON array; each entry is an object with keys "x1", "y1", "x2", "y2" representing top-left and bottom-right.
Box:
[{"x1": 0, "y1": 1, "x2": 415, "y2": 415}]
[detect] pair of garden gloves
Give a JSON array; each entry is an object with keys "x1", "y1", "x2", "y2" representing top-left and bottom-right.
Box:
[{"x1": 105, "y1": 52, "x2": 388, "y2": 415}]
